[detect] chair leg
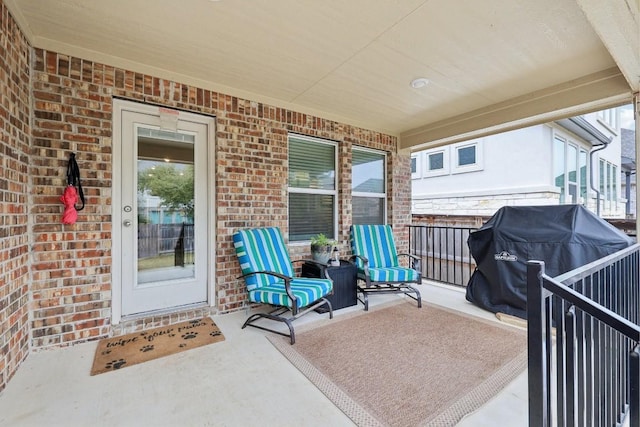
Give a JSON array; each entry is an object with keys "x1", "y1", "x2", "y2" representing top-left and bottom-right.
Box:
[
  {"x1": 357, "y1": 283, "x2": 422, "y2": 310},
  {"x1": 242, "y1": 311, "x2": 296, "y2": 344},
  {"x1": 242, "y1": 298, "x2": 333, "y2": 344}
]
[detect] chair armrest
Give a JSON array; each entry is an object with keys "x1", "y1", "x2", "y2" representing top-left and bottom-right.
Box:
[
  {"x1": 349, "y1": 254, "x2": 368, "y2": 265},
  {"x1": 398, "y1": 253, "x2": 422, "y2": 273},
  {"x1": 237, "y1": 270, "x2": 298, "y2": 310},
  {"x1": 349, "y1": 254, "x2": 369, "y2": 276},
  {"x1": 237, "y1": 270, "x2": 291, "y2": 282}
]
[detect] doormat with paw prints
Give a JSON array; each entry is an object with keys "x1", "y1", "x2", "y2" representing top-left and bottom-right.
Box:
[{"x1": 90, "y1": 318, "x2": 225, "y2": 375}]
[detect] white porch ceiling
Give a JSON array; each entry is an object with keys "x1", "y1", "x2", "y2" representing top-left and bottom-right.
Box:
[{"x1": 5, "y1": 0, "x2": 639, "y2": 150}]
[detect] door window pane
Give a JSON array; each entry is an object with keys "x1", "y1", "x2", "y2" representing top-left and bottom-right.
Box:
[{"x1": 137, "y1": 129, "x2": 196, "y2": 284}]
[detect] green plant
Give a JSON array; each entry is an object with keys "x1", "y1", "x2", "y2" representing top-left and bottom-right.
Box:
[{"x1": 310, "y1": 233, "x2": 336, "y2": 247}]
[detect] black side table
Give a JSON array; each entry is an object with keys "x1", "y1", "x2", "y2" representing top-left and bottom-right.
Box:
[{"x1": 301, "y1": 260, "x2": 357, "y2": 312}]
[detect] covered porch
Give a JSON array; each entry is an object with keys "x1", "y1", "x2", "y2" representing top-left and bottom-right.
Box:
[
  {"x1": 0, "y1": 282, "x2": 528, "y2": 426},
  {"x1": 0, "y1": 0, "x2": 639, "y2": 425}
]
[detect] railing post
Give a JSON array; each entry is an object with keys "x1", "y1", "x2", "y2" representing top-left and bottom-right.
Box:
[
  {"x1": 528, "y1": 260, "x2": 549, "y2": 426},
  {"x1": 630, "y1": 344, "x2": 640, "y2": 427}
]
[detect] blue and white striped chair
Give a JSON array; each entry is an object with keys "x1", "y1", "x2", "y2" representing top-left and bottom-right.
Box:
[
  {"x1": 350, "y1": 224, "x2": 422, "y2": 311},
  {"x1": 233, "y1": 227, "x2": 333, "y2": 344}
]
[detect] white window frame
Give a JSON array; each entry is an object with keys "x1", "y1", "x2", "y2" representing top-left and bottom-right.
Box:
[
  {"x1": 553, "y1": 133, "x2": 590, "y2": 206},
  {"x1": 352, "y1": 146, "x2": 387, "y2": 225},
  {"x1": 287, "y1": 133, "x2": 338, "y2": 242},
  {"x1": 451, "y1": 139, "x2": 483, "y2": 174},
  {"x1": 599, "y1": 158, "x2": 618, "y2": 209},
  {"x1": 423, "y1": 147, "x2": 450, "y2": 177},
  {"x1": 597, "y1": 108, "x2": 619, "y2": 131}
]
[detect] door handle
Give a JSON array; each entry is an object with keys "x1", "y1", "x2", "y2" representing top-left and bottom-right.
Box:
[{"x1": 123, "y1": 220, "x2": 132, "y2": 227}]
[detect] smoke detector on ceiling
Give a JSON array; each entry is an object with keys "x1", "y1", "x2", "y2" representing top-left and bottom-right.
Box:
[{"x1": 410, "y1": 78, "x2": 430, "y2": 89}]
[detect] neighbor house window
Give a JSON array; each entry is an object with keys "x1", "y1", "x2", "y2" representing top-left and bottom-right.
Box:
[
  {"x1": 411, "y1": 154, "x2": 421, "y2": 179},
  {"x1": 599, "y1": 159, "x2": 618, "y2": 209},
  {"x1": 288, "y1": 134, "x2": 337, "y2": 241},
  {"x1": 597, "y1": 108, "x2": 618, "y2": 130},
  {"x1": 451, "y1": 139, "x2": 483, "y2": 173},
  {"x1": 422, "y1": 147, "x2": 449, "y2": 177},
  {"x1": 554, "y1": 135, "x2": 588, "y2": 205},
  {"x1": 352, "y1": 148, "x2": 386, "y2": 225},
  {"x1": 579, "y1": 149, "x2": 588, "y2": 203}
]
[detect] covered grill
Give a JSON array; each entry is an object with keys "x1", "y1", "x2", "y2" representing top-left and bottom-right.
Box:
[{"x1": 465, "y1": 205, "x2": 633, "y2": 319}]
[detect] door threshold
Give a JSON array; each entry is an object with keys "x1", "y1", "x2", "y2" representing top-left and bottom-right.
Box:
[{"x1": 114, "y1": 303, "x2": 212, "y2": 336}]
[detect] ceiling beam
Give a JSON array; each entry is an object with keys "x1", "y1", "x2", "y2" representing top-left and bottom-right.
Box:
[
  {"x1": 576, "y1": 0, "x2": 640, "y2": 92},
  {"x1": 400, "y1": 68, "x2": 632, "y2": 151}
]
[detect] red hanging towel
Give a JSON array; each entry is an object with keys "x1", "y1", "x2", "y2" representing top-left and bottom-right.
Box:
[
  {"x1": 60, "y1": 185, "x2": 78, "y2": 224},
  {"x1": 60, "y1": 153, "x2": 85, "y2": 225}
]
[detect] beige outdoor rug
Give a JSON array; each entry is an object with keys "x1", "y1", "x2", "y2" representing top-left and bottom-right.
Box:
[
  {"x1": 91, "y1": 318, "x2": 225, "y2": 375},
  {"x1": 269, "y1": 302, "x2": 527, "y2": 427}
]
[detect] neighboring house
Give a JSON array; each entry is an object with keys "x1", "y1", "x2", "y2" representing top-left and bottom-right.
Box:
[
  {"x1": 620, "y1": 128, "x2": 637, "y2": 218},
  {"x1": 412, "y1": 108, "x2": 626, "y2": 219}
]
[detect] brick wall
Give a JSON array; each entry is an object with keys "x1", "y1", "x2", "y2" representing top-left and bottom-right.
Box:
[
  {"x1": 29, "y1": 50, "x2": 411, "y2": 347},
  {"x1": 0, "y1": 3, "x2": 31, "y2": 392}
]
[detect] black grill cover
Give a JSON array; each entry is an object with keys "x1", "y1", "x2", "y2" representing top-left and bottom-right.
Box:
[{"x1": 465, "y1": 205, "x2": 633, "y2": 319}]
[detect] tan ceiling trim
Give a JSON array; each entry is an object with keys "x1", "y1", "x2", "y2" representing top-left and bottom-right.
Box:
[
  {"x1": 576, "y1": 0, "x2": 640, "y2": 92},
  {"x1": 400, "y1": 67, "x2": 632, "y2": 151}
]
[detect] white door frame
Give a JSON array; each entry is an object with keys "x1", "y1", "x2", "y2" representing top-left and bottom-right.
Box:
[{"x1": 111, "y1": 99, "x2": 216, "y2": 324}]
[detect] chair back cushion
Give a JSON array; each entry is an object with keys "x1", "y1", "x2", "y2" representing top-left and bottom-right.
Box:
[
  {"x1": 350, "y1": 224, "x2": 399, "y2": 269},
  {"x1": 233, "y1": 227, "x2": 294, "y2": 291}
]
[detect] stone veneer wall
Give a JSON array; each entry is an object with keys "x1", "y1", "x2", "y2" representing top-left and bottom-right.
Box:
[
  {"x1": 0, "y1": 3, "x2": 31, "y2": 392},
  {"x1": 412, "y1": 191, "x2": 561, "y2": 217},
  {"x1": 28, "y1": 52, "x2": 410, "y2": 348}
]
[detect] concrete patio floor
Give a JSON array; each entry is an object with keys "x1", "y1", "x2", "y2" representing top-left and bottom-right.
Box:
[{"x1": 0, "y1": 282, "x2": 528, "y2": 426}]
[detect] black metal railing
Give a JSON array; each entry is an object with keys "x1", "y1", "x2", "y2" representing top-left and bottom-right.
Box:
[
  {"x1": 174, "y1": 223, "x2": 195, "y2": 267},
  {"x1": 527, "y1": 243, "x2": 640, "y2": 426},
  {"x1": 407, "y1": 225, "x2": 477, "y2": 287}
]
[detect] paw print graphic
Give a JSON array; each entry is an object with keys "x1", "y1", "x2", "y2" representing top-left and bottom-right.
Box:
[
  {"x1": 105, "y1": 359, "x2": 126, "y2": 370},
  {"x1": 181, "y1": 332, "x2": 198, "y2": 340},
  {"x1": 210, "y1": 331, "x2": 222, "y2": 337},
  {"x1": 140, "y1": 345, "x2": 154, "y2": 353}
]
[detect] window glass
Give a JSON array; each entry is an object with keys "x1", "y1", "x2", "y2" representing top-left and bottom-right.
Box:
[
  {"x1": 352, "y1": 148, "x2": 386, "y2": 225},
  {"x1": 579, "y1": 149, "x2": 587, "y2": 203},
  {"x1": 607, "y1": 163, "x2": 613, "y2": 201},
  {"x1": 353, "y1": 196, "x2": 384, "y2": 225},
  {"x1": 612, "y1": 165, "x2": 617, "y2": 202},
  {"x1": 411, "y1": 157, "x2": 417, "y2": 174},
  {"x1": 288, "y1": 193, "x2": 335, "y2": 241},
  {"x1": 288, "y1": 135, "x2": 336, "y2": 241},
  {"x1": 553, "y1": 137, "x2": 565, "y2": 203},
  {"x1": 457, "y1": 145, "x2": 476, "y2": 166},
  {"x1": 289, "y1": 139, "x2": 335, "y2": 190},
  {"x1": 353, "y1": 150, "x2": 384, "y2": 193},
  {"x1": 599, "y1": 159, "x2": 606, "y2": 194},
  {"x1": 429, "y1": 152, "x2": 444, "y2": 170}
]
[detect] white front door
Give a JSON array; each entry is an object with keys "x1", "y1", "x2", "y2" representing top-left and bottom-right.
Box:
[{"x1": 113, "y1": 100, "x2": 213, "y2": 319}]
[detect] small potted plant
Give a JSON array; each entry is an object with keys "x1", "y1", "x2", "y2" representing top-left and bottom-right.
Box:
[{"x1": 310, "y1": 233, "x2": 337, "y2": 265}]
